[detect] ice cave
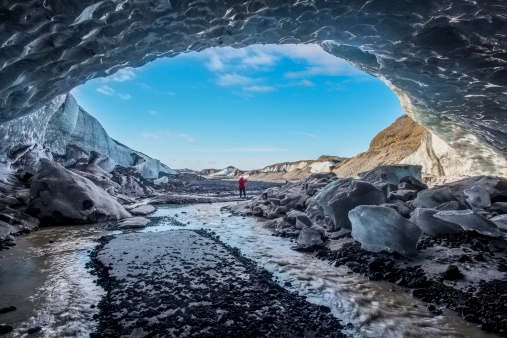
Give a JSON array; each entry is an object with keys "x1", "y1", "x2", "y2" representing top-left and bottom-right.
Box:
[{"x1": 1, "y1": 1, "x2": 507, "y2": 337}]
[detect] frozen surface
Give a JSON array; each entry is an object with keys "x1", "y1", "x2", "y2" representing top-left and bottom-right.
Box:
[
  {"x1": 314, "y1": 179, "x2": 385, "y2": 229},
  {"x1": 296, "y1": 226, "x2": 323, "y2": 248},
  {"x1": 434, "y1": 210, "x2": 501, "y2": 237},
  {"x1": 464, "y1": 186, "x2": 491, "y2": 209},
  {"x1": 413, "y1": 187, "x2": 459, "y2": 209},
  {"x1": 29, "y1": 159, "x2": 130, "y2": 224},
  {"x1": 349, "y1": 205, "x2": 422, "y2": 257},
  {"x1": 410, "y1": 208, "x2": 462, "y2": 236}
]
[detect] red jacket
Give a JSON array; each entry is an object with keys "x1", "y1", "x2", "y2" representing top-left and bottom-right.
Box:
[{"x1": 239, "y1": 178, "x2": 247, "y2": 188}]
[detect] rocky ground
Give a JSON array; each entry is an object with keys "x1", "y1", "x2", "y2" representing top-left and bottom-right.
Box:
[
  {"x1": 227, "y1": 166, "x2": 507, "y2": 336},
  {"x1": 88, "y1": 230, "x2": 346, "y2": 338}
]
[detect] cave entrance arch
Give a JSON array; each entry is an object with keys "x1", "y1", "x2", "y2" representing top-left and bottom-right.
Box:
[{"x1": 0, "y1": 0, "x2": 506, "y2": 177}]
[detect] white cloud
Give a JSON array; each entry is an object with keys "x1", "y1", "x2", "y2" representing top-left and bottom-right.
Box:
[
  {"x1": 243, "y1": 85, "x2": 275, "y2": 92},
  {"x1": 119, "y1": 94, "x2": 132, "y2": 100},
  {"x1": 104, "y1": 67, "x2": 136, "y2": 82},
  {"x1": 177, "y1": 133, "x2": 195, "y2": 143},
  {"x1": 285, "y1": 132, "x2": 318, "y2": 139},
  {"x1": 216, "y1": 73, "x2": 255, "y2": 87},
  {"x1": 296, "y1": 80, "x2": 315, "y2": 87},
  {"x1": 96, "y1": 85, "x2": 115, "y2": 96}
]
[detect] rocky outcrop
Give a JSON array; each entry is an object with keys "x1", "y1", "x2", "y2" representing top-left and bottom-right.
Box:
[
  {"x1": 28, "y1": 159, "x2": 131, "y2": 225},
  {"x1": 334, "y1": 115, "x2": 425, "y2": 179}
]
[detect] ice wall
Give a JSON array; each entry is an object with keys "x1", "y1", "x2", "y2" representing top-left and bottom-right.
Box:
[{"x1": 0, "y1": 0, "x2": 505, "y2": 176}]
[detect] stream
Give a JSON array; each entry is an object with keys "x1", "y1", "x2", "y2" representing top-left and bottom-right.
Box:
[{"x1": 0, "y1": 202, "x2": 496, "y2": 337}]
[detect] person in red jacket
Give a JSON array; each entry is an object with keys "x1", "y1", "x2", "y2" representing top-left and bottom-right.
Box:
[{"x1": 238, "y1": 177, "x2": 247, "y2": 198}]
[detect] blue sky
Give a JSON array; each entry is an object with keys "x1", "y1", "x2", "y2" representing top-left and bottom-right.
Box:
[{"x1": 72, "y1": 44, "x2": 405, "y2": 170}]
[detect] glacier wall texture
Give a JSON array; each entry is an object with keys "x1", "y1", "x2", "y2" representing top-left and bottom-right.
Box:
[{"x1": 0, "y1": 0, "x2": 505, "y2": 176}]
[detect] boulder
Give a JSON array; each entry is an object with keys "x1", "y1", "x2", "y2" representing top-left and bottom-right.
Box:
[
  {"x1": 129, "y1": 204, "x2": 156, "y2": 216},
  {"x1": 29, "y1": 159, "x2": 131, "y2": 224},
  {"x1": 412, "y1": 187, "x2": 459, "y2": 209},
  {"x1": 359, "y1": 165, "x2": 423, "y2": 185},
  {"x1": 434, "y1": 210, "x2": 500, "y2": 237},
  {"x1": 399, "y1": 176, "x2": 427, "y2": 191},
  {"x1": 490, "y1": 214, "x2": 507, "y2": 232},
  {"x1": 464, "y1": 186, "x2": 491, "y2": 209},
  {"x1": 442, "y1": 176, "x2": 507, "y2": 204},
  {"x1": 296, "y1": 227, "x2": 323, "y2": 248},
  {"x1": 314, "y1": 179, "x2": 385, "y2": 229},
  {"x1": 388, "y1": 189, "x2": 418, "y2": 202},
  {"x1": 410, "y1": 208, "x2": 462, "y2": 236},
  {"x1": 349, "y1": 205, "x2": 422, "y2": 257},
  {"x1": 435, "y1": 201, "x2": 469, "y2": 211},
  {"x1": 116, "y1": 217, "x2": 150, "y2": 229},
  {"x1": 489, "y1": 202, "x2": 507, "y2": 214}
]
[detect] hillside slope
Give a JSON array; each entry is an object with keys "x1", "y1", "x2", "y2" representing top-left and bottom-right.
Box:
[{"x1": 334, "y1": 115, "x2": 425, "y2": 178}]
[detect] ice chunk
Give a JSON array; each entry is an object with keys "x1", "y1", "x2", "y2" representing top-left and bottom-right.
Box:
[
  {"x1": 296, "y1": 227, "x2": 323, "y2": 247},
  {"x1": 490, "y1": 215, "x2": 507, "y2": 232},
  {"x1": 117, "y1": 217, "x2": 150, "y2": 229},
  {"x1": 464, "y1": 186, "x2": 491, "y2": 209},
  {"x1": 413, "y1": 187, "x2": 459, "y2": 208},
  {"x1": 314, "y1": 179, "x2": 385, "y2": 229},
  {"x1": 410, "y1": 208, "x2": 462, "y2": 235},
  {"x1": 349, "y1": 205, "x2": 422, "y2": 257},
  {"x1": 434, "y1": 210, "x2": 500, "y2": 237}
]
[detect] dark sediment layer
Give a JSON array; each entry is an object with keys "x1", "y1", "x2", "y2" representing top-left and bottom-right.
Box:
[
  {"x1": 313, "y1": 230, "x2": 507, "y2": 337},
  {"x1": 88, "y1": 230, "x2": 346, "y2": 337}
]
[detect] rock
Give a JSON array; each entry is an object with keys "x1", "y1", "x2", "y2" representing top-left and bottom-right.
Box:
[
  {"x1": 443, "y1": 177, "x2": 507, "y2": 204},
  {"x1": 117, "y1": 217, "x2": 150, "y2": 229},
  {"x1": 399, "y1": 176, "x2": 428, "y2": 191},
  {"x1": 29, "y1": 159, "x2": 131, "y2": 224},
  {"x1": 388, "y1": 189, "x2": 418, "y2": 202},
  {"x1": 314, "y1": 179, "x2": 385, "y2": 229},
  {"x1": 0, "y1": 306, "x2": 16, "y2": 314},
  {"x1": 410, "y1": 208, "x2": 462, "y2": 236},
  {"x1": 464, "y1": 186, "x2": 491, "y2": 209},
  {"x1": 349, "y1": 205, "x2": 422, "y2": 257},
  {"x1": 296, "y1": 227, "x2": 323, "y2": 248},
  {"x1": 435, "y1": 201, "x2": 469, "y2": 211},
  {"x1": 489, "y1": 202, "x2": 507, "y2": 214},
  {"x1": 413, "y1": 187, "x2": 459, "y2": 209},
  {"x1": 0, "y1": 325, "x2": 13, "y2": 334},
  {"x1": 443, "y1": 264, "x2": 462, "y2": 280},
  {"x1": 491, "y1": 215, "x2": 507, "y2": 232},
  {"x1": 295, "y1": 214, "x2": 312, "y2": 229},
  {"x1": 434, "y1": 210, "x2": 500, "y2": 237},
  {"x1": 153, "y1": 176, "x2": 169, "y2": 185},
  {"x1": 129, "y1": 204, "x2": 156, "y2": 216}
]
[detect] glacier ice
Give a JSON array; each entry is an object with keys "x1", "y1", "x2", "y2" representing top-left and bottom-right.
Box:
[
  {"x1": 434, "y1": 210, "x2": 500, "y2": 237},
  {"x1": 29, "y1": 159, "x2": 131, "y2": 224},
  {"x1": 413, "y1": 187, "x2": 459, "y2": 209},
  {"x1": 296, "y1": 227, "x2": 323, "y2": 248},
  {"x1": 491, "y1": 215, "x2": 507, "y2": 232},
  {"x1": 464, "y1": 186, "x2": 491, "y2": 209},
  {"x1": 410, "y1": 208, "x2": 462, "y2": 236},
  {"x1": 349, "y1": 205, "x2": 422, "y2": 257},
  {"x1": 314, "y1": 179, "x2": 385, "y2": 229}
]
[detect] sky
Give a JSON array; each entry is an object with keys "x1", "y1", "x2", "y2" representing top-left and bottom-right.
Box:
[{"x1": 71, "y1": 44, "x2": 405, "y2": 170}]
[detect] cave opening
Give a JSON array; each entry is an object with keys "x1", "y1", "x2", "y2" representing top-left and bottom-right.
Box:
[{"x1": 70, "y1": 43, "x2": 407, "y2": 172}]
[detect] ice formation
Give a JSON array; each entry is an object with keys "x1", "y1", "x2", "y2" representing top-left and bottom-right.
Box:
[
  {"x1": 463, "y1": 186, "x2": 491, "y2": 209},
  {"x1": 410, "y1": 208, "x2": 462, "y2": 236},
  {"x1": 349, "y1": 205, "x2": 422, "y2": 257},
  {"x1": 434, "y1": 210, "x2": 500, "y2": 237},
  {"x1": 0, "y1": 0, "x2": 505, "y2": 179}
]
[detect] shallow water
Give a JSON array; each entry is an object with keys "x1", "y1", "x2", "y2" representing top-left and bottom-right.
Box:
[{"x1": 0, "y1": 203, "x2": 497, "y2": 337}]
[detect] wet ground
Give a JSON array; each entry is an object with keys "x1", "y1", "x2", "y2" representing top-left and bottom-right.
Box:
[{"x1": 0, "y1": 203, "x2": 499, "y2": 337}]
